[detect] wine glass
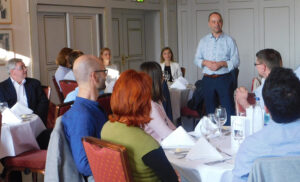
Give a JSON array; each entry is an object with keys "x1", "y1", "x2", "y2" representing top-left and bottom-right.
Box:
[
  {"x1": 214, "y1": 106, "x2": 227, "y2": 136},
  {"x1": 233, "y1": 130, "x2": 244, "y2": 145},
  {"x1": 0, "y1": 102, "x2": 8, "y2": 113},
  {"x1": 163, "y1": 71, "x2": 170, "y2": 82}
]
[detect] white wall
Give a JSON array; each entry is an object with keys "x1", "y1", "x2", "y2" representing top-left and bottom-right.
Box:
[
  {"x1": 177, "y1": 0, "x2": 300, "y2": 89},
  {"x1": 0, "y1": 0, "x2": 31, "y2": 81}
]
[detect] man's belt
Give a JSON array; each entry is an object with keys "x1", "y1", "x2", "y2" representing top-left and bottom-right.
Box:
[{"x1": 204, "y1": 73, "x2": 230, "y2": 78}]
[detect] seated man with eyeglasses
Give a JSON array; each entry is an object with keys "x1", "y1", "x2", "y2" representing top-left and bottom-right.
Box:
[
  {"x1": 0, "y1": 58, "x2": 49, "y2": 124},
  {"x1": 0, "y1": 58, "x2": 50, "y2": 181},
  {"x1": 62, "y1": 55, "x2": 107, "y2": 178},
  {"x1": 235, "y1": 49, "x2": 282, "y2": 110}
]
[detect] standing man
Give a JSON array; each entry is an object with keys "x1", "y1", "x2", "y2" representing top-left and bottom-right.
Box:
[
  {"x1": 194, "y1": 12, "x2": 240, "y2": 124},
  {"x1": 62, "y1": 55, "x2": 107, "y2": 178}
]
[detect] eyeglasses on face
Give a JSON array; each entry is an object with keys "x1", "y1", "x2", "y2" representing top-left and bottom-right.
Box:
[
  {"x1": 14, "y1": 65, "x2": 27, "y2": 70},
  {"x1": 254, "y1": 63, "x2": 263, "y2": 66},
  {"x1": 94, "y1": 69, "x2": 108, "y2": 74}
]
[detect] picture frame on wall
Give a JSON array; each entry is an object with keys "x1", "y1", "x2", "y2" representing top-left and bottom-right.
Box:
[
  {"x1": 0, "y1": 0, "x2": 12, "y2": 24},
  {"x1": 0, "y1": 29, "x2": 13, "y2": 65}
]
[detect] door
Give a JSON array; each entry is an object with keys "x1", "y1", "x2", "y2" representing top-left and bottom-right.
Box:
[
  {"x1": 112, "y1": 10, "x2": 146, "y2": 72},
  {"x1": 37, "y1": 6, "x2": 103, "y2": 103}
]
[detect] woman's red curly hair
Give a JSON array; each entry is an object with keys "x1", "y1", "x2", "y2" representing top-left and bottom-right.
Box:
[{"x1": 109, "y1": 69, "x2": 152, "y2": 127}]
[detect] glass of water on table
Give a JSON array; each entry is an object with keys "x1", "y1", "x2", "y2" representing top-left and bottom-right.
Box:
[
  {"x1": 0, "y1": 102, "x2": 8, "y2": 113},
  {"x1": 214, "y1": 106, "x2": 227, "y2": 136}
]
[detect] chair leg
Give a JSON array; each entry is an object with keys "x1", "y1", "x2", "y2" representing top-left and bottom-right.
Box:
[{"x1": 32, "y1": 172, "x2": 37, "y2": 182}]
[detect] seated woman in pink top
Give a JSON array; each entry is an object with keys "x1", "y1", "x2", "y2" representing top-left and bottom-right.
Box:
[{"x1": 140, "y1": 62, "x2": 176, "y2": 142}]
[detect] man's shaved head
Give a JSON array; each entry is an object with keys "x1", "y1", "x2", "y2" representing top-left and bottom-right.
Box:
[{"x1": 73, "y1": 55, "x2": 102, "y2": 84}]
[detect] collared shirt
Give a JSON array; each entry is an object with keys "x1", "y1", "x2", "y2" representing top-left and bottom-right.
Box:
[
  {"x1": 232, "y1": 118, "x2": 300, "y2": 182},
  {"x1": 194, "y1": 32, "x2": 240, "y2": 75},
  {"x1": 254, "y1": 78, "x2": 265, "y2": 109},
  {"x1": 10, "y1": 77, "x2": 28, "y2": 107},
  {"x1": 55, "y1": 66, "x2": 71, "y2": 90},
  {"x1": 62, "y1": 97, "x2": 107, "y2": 176}
]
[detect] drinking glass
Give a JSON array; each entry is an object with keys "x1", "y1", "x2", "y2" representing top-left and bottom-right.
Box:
[
  {"x1": 0, "y1": 102, "x2": 8, "y2": 113},
  {"x1": 214, "y1": 106, "x2": 227, "y2": 136},
  {"x1": 163, "y1": 71, "x2": 170, "y2": 82}
]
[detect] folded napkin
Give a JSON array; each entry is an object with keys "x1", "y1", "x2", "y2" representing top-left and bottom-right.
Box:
[
  {"x1": 2, "y1": 108, "x2": 22, "y2": 124},
  {"x1": 189, "y1": 116, "x2": 219, "y2": 138},
  {"x1": 170, "y1": 79, "x2": 186, "y2": 90},
  {"x1": 186, "y1": 137, "x2": 223, "y2": 161},
  {"x1": 11, "y1": 102, "x2": 33, "y2": 116},
  {"x1": 177, "y1": 76, "x2": 189, "y2": 85},
  {"x1": 161, "y1": 126, "x2": 196, "y2": 149}
]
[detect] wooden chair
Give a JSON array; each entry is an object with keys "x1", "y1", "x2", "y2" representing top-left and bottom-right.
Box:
[
  {"x1": 42, "y1": 85, "x2": 51, "y2": 100},
  {"x1": 235, "y1": 93, "x2": 256, "y2": 116},
  {"x1": 179, "y1": 106, "x2": 202, "y2": 129},
  {"x1": 180, "y1": 67, "x2": 186, "y2": 77},
  {"x1": 52, "y1": 76, "x2": 64, "y2": 104},
  {"x1": 59, "y1": 80, "x2": 78, "y2": 98},
  {"x1": 82, "y1": 137, "x2": 133, "y2": 182},
  {"x1": 97, "y1": 93, "x2": 112, "y2": 116},
  {"x1": 54, "y1": 101, "x2": 73, "y2": 125}
]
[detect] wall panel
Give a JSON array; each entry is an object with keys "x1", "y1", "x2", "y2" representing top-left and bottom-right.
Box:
[
  {"x1": 229, "y1": 8, "x2": 255, "y2": 88},
  {"x1": 264, "y1": 7, "x2": 290, "y2": 66}
]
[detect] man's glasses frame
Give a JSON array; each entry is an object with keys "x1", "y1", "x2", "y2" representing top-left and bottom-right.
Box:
[
  {"x1": 94, "y1": 69, "x2": 108, "y2": 74},
  {"x1": 254, "y1": 63, "x2": 263, "y2": 66}
]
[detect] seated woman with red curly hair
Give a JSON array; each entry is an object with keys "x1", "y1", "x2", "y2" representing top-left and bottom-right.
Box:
[{"x1": 101, "y1": 70, "x2": 178, "y2": 182}]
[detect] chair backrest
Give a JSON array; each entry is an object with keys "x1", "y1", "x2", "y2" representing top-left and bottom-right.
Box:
[
  {"x1": 97, "y1": 93, "x2": 112, "y2": 116},
  {"x1": 235, "y1": 93, "x2": 256, "y2": 116},
  {"x1": 59, "y1": 80, "x2": 78, "y2": 98},
  {"x1": 180, "y1": 67, "x2": 186, "y2": 77},
  {"x1": 42, "y1": 85, "x2": 51, "y2": 100},
  {"x1": 248, "y1": 156, "x2": 300, "y2": 182},
  {"x1": 54, "y1": 101, "x2": 74, "y2": 123},
  {"x1": 82, "y1": 137, "x2": 133, "y2": 182},
  {"x1": 52, "y1": 76, "x2": 64, "y2": 104}
]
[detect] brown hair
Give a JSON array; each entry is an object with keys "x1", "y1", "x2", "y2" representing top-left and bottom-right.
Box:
[
  {"x1": 100, "y1": 48, "x2": 111, "y2": 58},
  {"x1": 109, "y1": 70, "x2": 152, "y2": 127},
  {"x1": 56, "y1": 47, "x2": 73, "y2": 67},
  {"x1": 256, "y1": 49, "x2": 282, "y2": 70},
  {"x1": 208, "y1": 12, "x2": 223, "y2": 22},
  {"x1": 160, "y1": 47, "x2": 174, "y2": 63},
  {"x1": 67, "y1": 50, "x2": 84, "y2": 69},
  {"x1": 140, "y1": 61, "x2": 164, "y2": 103}
]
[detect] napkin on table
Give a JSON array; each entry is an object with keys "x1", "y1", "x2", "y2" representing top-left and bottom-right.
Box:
[
  {"x1": 186, "y1": 137, "x2": 223, "y2": 161},
  {"x1": 161, "y1": 126, "x2": 196, "y2": 149},
  {"x1": 2, "y1": 108, "x2": 22, "y2": 124},
  {"x1": 11, "y1": 102, "x2": 33, "y2": 116},
  {"x1": 189, "y1": 116, "x2": 219, "y2": 138},
  {"x1": 170, "y1": 80, "x2": 186, "y2": 90}
]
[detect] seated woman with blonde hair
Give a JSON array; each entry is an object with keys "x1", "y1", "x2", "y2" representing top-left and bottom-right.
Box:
[
  {"x1": 101, "y1": 70, "x2": 178, "y2": 182},
  {"x1": 99, "y1": 47, "x2": 119, "y2": 93},
  {"x1": 160, "y1": 47, "x2": 182, "y2": 82},
  {"x1": 140, "y1": 61, "x2": 176, "y2": 142}
]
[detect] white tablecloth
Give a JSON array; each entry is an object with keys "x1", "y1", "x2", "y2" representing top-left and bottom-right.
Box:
[
  {"x1": 169, "y1": 87, "x2": 194, "y2": 122},
  {"x1": 0, "y1": 114, "x2": 46, "y2": 159},
  {"x1": 165, "y1": 136, "x2": 234, "y2": 182}
]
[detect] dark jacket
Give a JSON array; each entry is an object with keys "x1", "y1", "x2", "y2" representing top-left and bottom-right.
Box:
[{"x1": 0, "y1": 77, "x2": 49, "y2": 123}]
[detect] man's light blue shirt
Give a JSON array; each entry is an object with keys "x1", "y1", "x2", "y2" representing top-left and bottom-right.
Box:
[
  {"x1": 232, "y1": 118, "x2": 300, "y2": 182},
  {"x1": 194, "y1": 33, "x2": 240, "y2": 75},
  {"x1": 64, "y1": 87, "x2": 104, "y2": 103}
]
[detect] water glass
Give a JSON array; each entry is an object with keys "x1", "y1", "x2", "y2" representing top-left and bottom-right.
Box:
[
  {"x1": 0, "y1": 102, "x2": 8, "y2": 113},
  {"x1": 214, "y1": 106, "x2": 227, "y2": 136}
]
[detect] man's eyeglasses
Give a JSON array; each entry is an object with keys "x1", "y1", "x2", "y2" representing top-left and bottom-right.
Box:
[
  {"x1": 254, "y1": 63, "x2": 262, "y2": 66},
  {"x1": 94, "y1": 69, "x2": 108, "y2": 74},
  {"x1": 14, "y1": 65, "x2": 27, "y2": 70}
]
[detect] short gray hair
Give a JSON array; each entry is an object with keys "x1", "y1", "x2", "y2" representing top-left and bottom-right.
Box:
[{"x1": 6, "y1": 58, "x2": 23, "y2": 75}]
